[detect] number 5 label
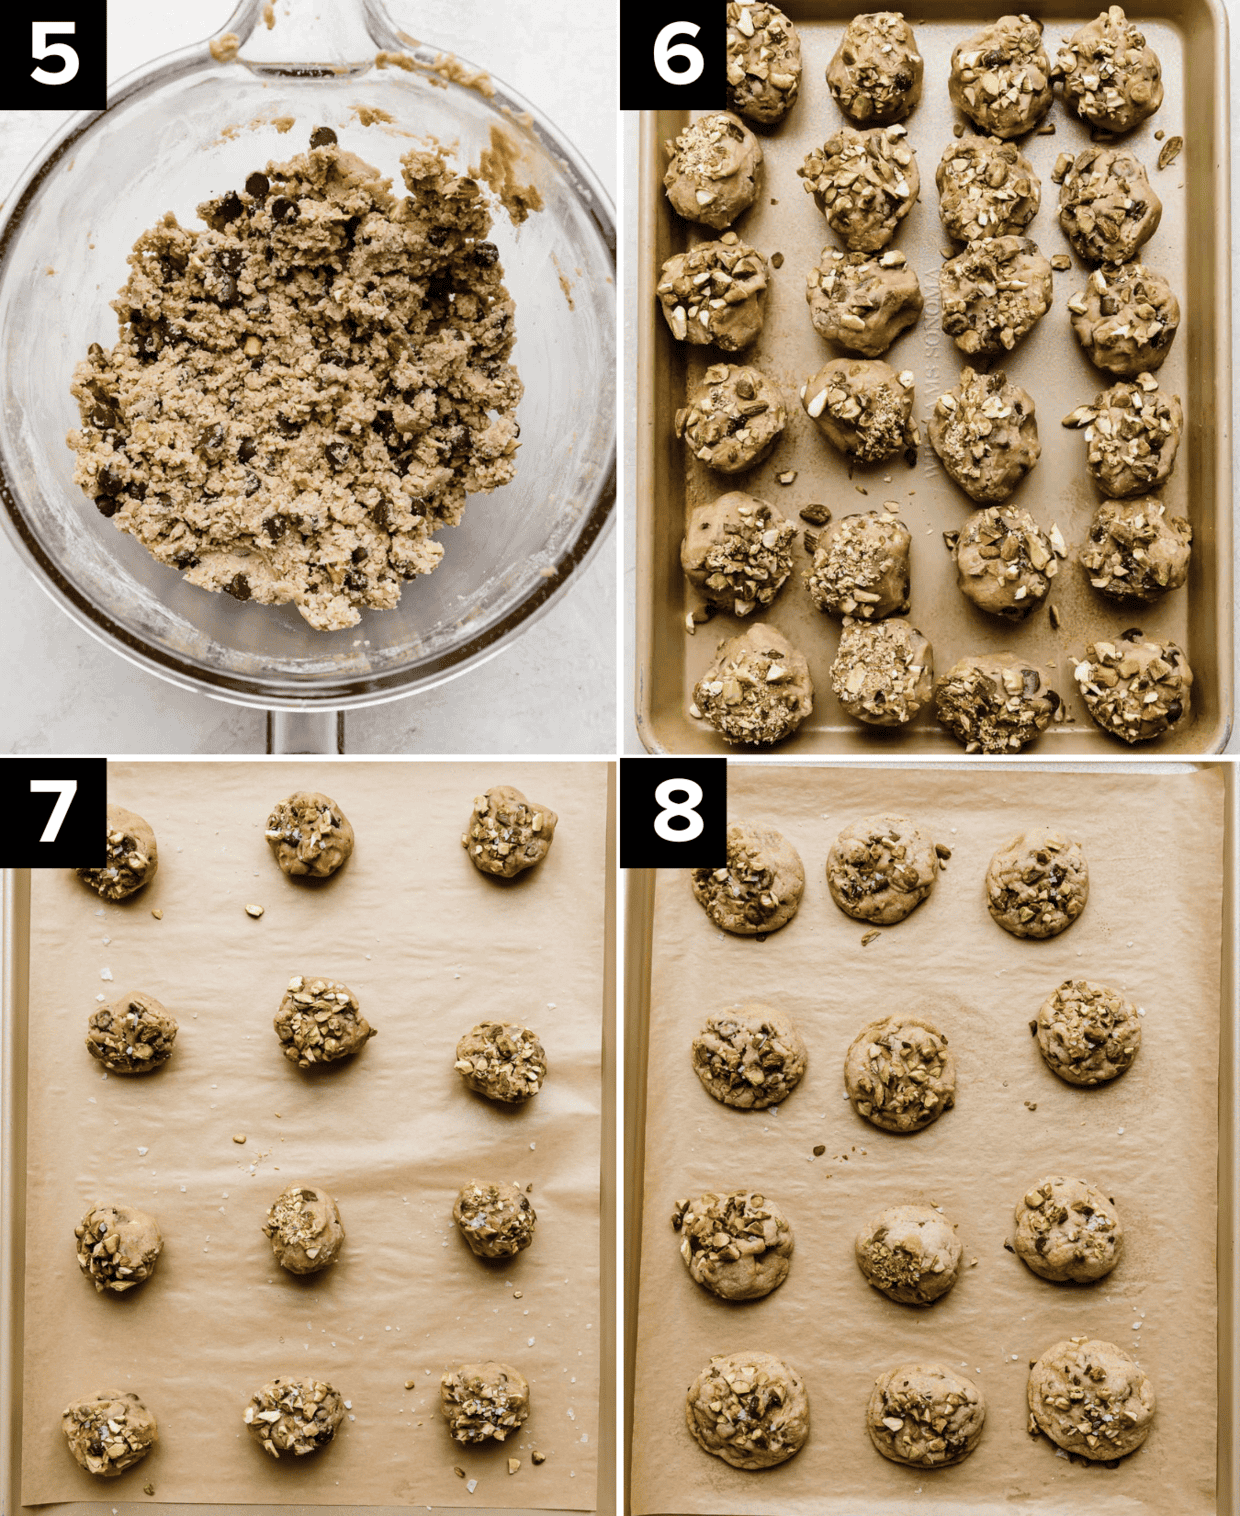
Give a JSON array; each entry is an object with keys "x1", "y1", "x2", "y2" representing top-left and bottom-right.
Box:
[
  {"x1": 7, "y1": 4, "x2": 106, "y2": 110},
  {"x1": 620, "y1": 3, "x2": 724, "y2": 111},
  {"x1": 619, "y1": 758, "x2": 726, "y2": 869}
]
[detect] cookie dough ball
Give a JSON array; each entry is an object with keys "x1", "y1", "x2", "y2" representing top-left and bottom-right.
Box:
[
  {"x1": 1014, "y1": 1176, "x2": 1122, "y2": 1282},
  {"x1": 1063, "y1": 379, "x2": 1182, "y2": 499},
  {"x1": 455, "y1": 1022, "x2": 545, "y2": 1101},
  {"x1": 805, "y1": 513, "x2": 911, "y2": 620},
  {"x1": 844, "y1": 1015, "x2": 956, "y2": 1132},
  {"x1": 75, "y1": 1204, "x2": 162, "y2": 1293},
  {"x1": 827, "y1": 13, "x2": 923, "y2": 125},
  {"x1": 954, "y1": 506, "x2": 1056, "y2": 621},
  {"x1": 1074, "y1": 632, "x2": 1192, "y2": 743},
  {"x1": 1069, "y1": 263, "x2": 1179, "y2": 378},
  {"x1": 244, "y1": 1377, "x2": 345, "y2": 1457},
  {"x1": 940, "y1": 238, "x2": 1053, "y2": 357},
  {"x1": 76, "y1": 806, "x2": 158, "y2": 901},
  {"x1": 1028, "y1": 1339, "x2": 1154, "y2": 1459},
  {"x1": 831, "y1": 619, "x2": 933, "y2": 727},
  {"x1": 1057, "y1": 8, "x2": 1163, "y2": 133},
  {"x1": 929, "y1": 367, "x2": 1040, "y2": 503},
  {"x1": 663, "y1": 112, "x2": 762, "y2": 230},
  {"x1": 949, "y1": 15, "x2": 1053, "y2": 138},
  {"x1": 690, "y1": 819, "x2": 804, "y2": 935},
  {"x1": 856, "y1": 1204, "x2": 962, "y2": 1304},
  {"x1": 676, "y1": 363, "x2": 786, "y2": 474},
  {"x1": 797, "y1": 126, "x2": 919, "y2": 253},
  {"x1": 867, "y1": 1363, "x2": 985, "y2": 1466},
  {"x1": 440, "y1": 1363, "x2": 529, "y2": 1444},
  {"x1": 806, "y1": 247, "x2": 923, "y2": 358},
  {"x1": 265, "y1": 792, "x2": 353, "y2": 879},
  {"x1": 86, "y1": 992, "x2": 177, "y2": 1074},
  {"x1": 62, "y1": 1390, "x2": 157, "y2": 1477},
  {"x1": 657, "y1": 237, "x2": 768, "y2": 353},
  {"x1": 685, "y1": 1352, "x2": 809, "y2": 1468},
  {"x1": 262, "y1": 1184, "x2": 345, "y2": 1274},
  {"x1": 682, "y1": 493, "x2": 795, "y2": 616},
  {"x1": 985, "y1": 828, "x2": 1089, "y2": 939},
  {"x1": 802, "y1": 359, "x2": 918, "y2": 465},
  {"x1": 462, "y1": 786, "x2": 556, "y2": 878},
  {"x1": 1037, "y1": 979, "x2": 1142, "y2": 1085},
  {"x1": 673, "y1": 1190, "x2": 794, "y2": 1300},
  {"x1": 692, "y1": 625, "x2": 813, "y2": 746},
  {"x1": 827, "y1": 814, "x2": 938, "y2": 924},
  {"x1": 1058, "y1": 148, "x2": 1161, "y2": 265},
  {"x1": 454, "y1": 1180, "x2": 536, "y2": 1259},
  {"x1": 936, "y1": 137, "x2": 1040, "y2": 245},
  {"x1": 692, "y1": 1004, "x2": 808, "y2": 1110},
  {"x1": 935, "y1": 654, "x2": 1060, "y2": 753},
  {"x1": 274, "y1": 976, "x2": 375, "y2": 1068},
  {"x1": 1080, "y1": 496, "x2": 1191, "y2": 601},
  {"x1": 728, "y1": 3, "x2": 802, "y2": 124}
]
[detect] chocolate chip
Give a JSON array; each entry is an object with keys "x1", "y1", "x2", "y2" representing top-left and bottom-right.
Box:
[
  {"x1": 94, "y1": 496, "x2": 121, "y2": 517},
  {"x1": 262, "y1": 513, "x2": 288, "y2": 541},
  {"x1": 213, "y1": 192, "x2": 245, "y2": 226},
  {"x1": 276, "y1": 413, "x2": 301, "y2": 437},
  {"x1": 96, "y1": 466, "x2": 124, "y2": 496},
  {"x1": 131, "y1": 315, "x2": 167, "y2": 361},
  {"x1": 472, "y1": 240, "x2": 499, "y2": 267},
  {"x1": 245, "y1": 171, "x2": 270, "y2": 199},
  {"x1": 218, "y1": 247, "x2": 243, "y2": 275},
  {"x1": 88, "y1": 342, "x2": 105, "y2": 361},
  {"x1": 351, "y1": 545, "x2": 368, "y2": 564},
  {"x1": 243, "y1": 471, "x2": 261, "y2": 497},
  {"x1": 198, "y1": 423, "x2": 227, "y2": 456},
  {"x1": 89, "y1": 403, "x2": 120, "y2": 432},
  {"x1": 225, "y1": 573, "x2": 251, "y2": 601},
  {"x1": 324, "y1": 441, "x2": 351, "y2": 471},
  {"x1": 237, "y1": 437, "x2": 258, "y2": 463},
  {"x1": 371, "y1": 411, "x2": 395, "y2": 441},
  {"x1": 320, "y1": 350, "x2": 348, "y2": 367},
  {"x1": 310, "y1": 126, "x2": 338, "y2": 148},
  {"x1": 271, "y1": 197, "x2": 300, "y2": 225},
  {"x1": 425, "y1": 226, "x2": 450, "y2": 247},
  {"x1": 372, "y1": 500, "x2": 390, "y2": 529},
  {"x1": 344, "y1": 567, "x2": 367, "y2": 592}
]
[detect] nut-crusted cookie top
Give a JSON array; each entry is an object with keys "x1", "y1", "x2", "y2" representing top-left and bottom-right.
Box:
[
  {"x1": 454, "y1": 1180, "x2": 536, "y2": 1258},
  {"x1": 798, "y1": 125, "x2": 919, "y2": 253},
  {"x1": 986, "y1": 828, "x2": 1088, "y2": 938},
  {"x1": 936, "y1": 137, "x2": 1040, "y2": 244},
  {"x1": 805, "y1": 513, "x2": 911, "y2": 620},
  {"x1": 805, "y1": 246, "x2": 923, "y2": 357},
  {"x1": 802, "y1": 359, "x2": 918, "y2": 465},
  {"x1": 1062, "y1": 377, "x2": 1182, "y2": 499},
  {"x1": 868, "y1": 1362, "x2": 985, "y2": 1466},
  {"x1": 929, "y1": 366, "x2": 1041, "y2": 503},
  {"x1": 1074, "y1": 632, "x2": 1192, "y2": 743},
  {"x1": 86, "y1": 992, "x2": 178, "y2": 1074},
  {"x1": 727, "y1": 3, "x2": 802, "y2": 124},
  {"x1": 663, "y1": 112, "x2": 762, "y2": 229},
  {"x1": 690, "y1": 820, "x2": 804, "y2": 934},
  {"x1": 265, "y1": 791, "x2": 353, "y2": 878},
  {"x1": 856, "y1": 1204, "x2": 962, "y2": 1304},
  {"x1": 1013, "y1": 1175, "x2": 1122, "y2": 1281},
  {"x1": 954, "y1": 504, "x2": 1058, "y2": 622},
  {"x1": 455, "y1": 1022, "x2": 546, "y2": 1101},
  {"x1": 681, "y1": 493, "x2": 795, "y2": 616},
  {"x1": 672, "y1": 1190, "x2": 794, "y2": 1299},
  {"x1": 685, "y1": 1351, "x2": 809, "y2": 1468},
  {"x1": 693, "y1": 625, "x2": 813, "y2": 746},
  {"x1": 62, "y1": 1389, "x2": 158, "y2": 1478},
  {"x1": 935, "y1": 655, "x2": 1059, "y2": 753},
  {"x1": 657, "y1": 235, "x2": 768, "y2": 352},
  {"x1": 440, "y1": 1362, "x2": 530, "y2": 1443},
  {"x1": 462, "y1": 785, "x2": 556, "y2": 877},
  {"x1": 1056, "y1": 6, "x2": 1163, "y2": 133},
  {"x1": 940, "y1": 237, "x2": 1053, "y2": 357},
  {"x1": 1027, "y1": 1338, "x2": 1155, "y2": 1459},
  {"x1": 1036, "y1": 979, "x2": 1142, "y2": 1085},
  {"x1": 831, "y1": 618, "x2": 933, "y2": 726},
  {"x1": 1057, "y1": 146, "x2": 1161, "y2": 265},
  {"x1": 949, "y1": 14, "x2": 1053, "y2": 137},
  {"x1": 76, "y1": 806, "x2": 158, "y2": 901},
  {"x1": 675, "y1": 362, "x2": 787, "y2": 474},
  {"x1": 844, "y1": 1015, "x2": 956, "y2": 1132},
  {"x1": 274, "y1": 976, "x2": 375, "y2": 1067},
  {"x1": 827, "y1": 813, "x2": 938, "y2": 924},
  {"x1": 75, "y1": 1204, "x2": 163, "y2": 1294},
  {"x1": 262, "y1": 1184, "x2": 344, "y2": 1273},
  {"x1": 1068, "y1": 262, "x2": 1179, "y2": 378},
  {"x1": 692, "y1": 1004, "x2": 808, "y2": 1109},
  {"x1": 827, "y1": 13, "x2": 924, "y2": 125},
  {"x1": 244, "y1": 1376, "x2": 345, "y2": 1457},
  {"x1": 1080, "y1": 496, "x2": 1191, "y2": 601}
]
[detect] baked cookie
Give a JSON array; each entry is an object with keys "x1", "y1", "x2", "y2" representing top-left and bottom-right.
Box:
[
  {"x1": 455, "y1": 1022, "x2": 546, "y2": 1102},
  {"x1": 798, "y1": 126, "x2": 919, "y2": 253},
  {"x1": 954, "y1": 505, "x2": 1056, "y2": 621},
  {"x1": 831, "y1": 619, "x2": 933, "y2": 727},
  {"x1": 62, "y1": 1390, "x2": 157, "y2": 1477},
  {"x1": 86, "y1": 992, "x2": 177, "y2": 1074},
  {"x1": 657, "y1": 237, "x2": 768, "y2": 353},
  {"x1": 685, "y1": 1351, "x2": 809, "y2": 1468},
  {"x1": 985, "y1": 828, "x2": 1088, "y2": 939},
  {"x1": 727, "y1": 3, "x2": 802, "y2": 124},
  {"x1": 1074, "y1": 632, "x2": 1192, "y2": 743},
  {"x1": 1080, "y1": 496, "x2": 1191, "y2": 601},
  {"x1": 940, "y1": 237, "x2": 1053, "y2": 357},
  {"x1": 664, "y1": 112, "x2": 762, "y2": 230},
  {"x1": 1068, "y1": 263, "x2": 1179, "y2": 378},
  {"x1": 867, "y1": 1363, "x2": 985, "y2": 1466},
  {"x1": 1058, "y1": 147, "x2": 1161, "y2": 265},
  {"x1": 949, "y1": 15, "x2": 1053, "y2": 137},
  {"x1": 244, "y1": 1377, "x2": 345, "y2": 1457},
  {"x1": 929, "y1": 368, "x2": 1040, "y2": 504},
  {"x1": 690, "y1": 819, "x2": 804, "y2": 935},
  {"x1": 1036, "y1": 979, "x2": 1142, "y2": 1085},
  {"x1": 75, "y1": 1204, "x2": 162, "y2": 1294},
  {"x1": 681, "y1": 493, "x2": 796, "y2": 617},
  {"x1": 1014, "y1": 1175, "x2": 1122, "y2": 1282},
  {"x1": 274, "y1": 976, "x2": 375, "y2": 1067},
  {"x1": 692, "y1": 624, "x2": 813, "y2": 746},
  {"x1": 1062, "y1": 379, "x2": 1182, "y2": 499},
  {"x1": 826, "y1": 814, "x2": 938, "y2": 925},
  {"x1": 263, "y1": 1184, "x2": 345, "y2": 1274},
  {"x1": 265, "y1": 792, "x2": 353, "y2": 879},
  {"x1": 454, "y1": 1180, "x2": 536, "y2": 1259},
  {"x1": 806, "y1": 247, "x2": 923, "y2": 358},
  {"x1": 805, "y1": 513, "x2": 911, "y2": 620},
  {"x1": 855, "y1": 1204, "x2": 962, "y2": 1304},
  {"x1": 673, "y1": 1190, "x2": 794, "y2": 1300},
  {"x1": 76, "y1": 805, "x2": 157, "y2": 901},
  {"x1": 692, "y1": 1004, "x2": 808, "y2": 1109},
  {"x1": 827, "y1": 13, "x2": 923, "y2": 125},
  {"x1": 462, "y1": 786, "x2": 556, "y2": 878},
  {"x1": 1027, "y1": 1338, "x2": 1155, "y2": 1459},
  {"x1": 935, "y1": 654, "x2": 1060, "y2": 753},
  {"x1": 936, "y1": 137, "x2": 1040, "y2": 245},
  {"x1": 676, "y1": 363, "x2": 786, "y2": 474},
  {"x1": 844, "y1": 1015, "x2": 956, "y2": 1132},
  {"x1": 440, "y1": 1363, "x2": 529, "y2": 1443},
  {"x1": 801, "y1": 359, "x2": 918, "y2": 465},
  {"x1": 1056, "y1": 8, "x2": 1163, "y2": 133}
]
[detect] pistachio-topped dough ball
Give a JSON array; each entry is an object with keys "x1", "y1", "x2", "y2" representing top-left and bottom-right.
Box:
[
  {"x1": 690, "y1": 819, "x2": 804, "y2": 935},
  {"x1": 844, "y1": 1015, "x2": 956, "y2": 1132},
  {"x1": 693, "y1": 625, "x2": 813, "y2": 746},
  {"x1": 1069, "y1": 263, "x2": 1179, "y2": 378},
  {"x1": 75, "y1": 1204, "x2": 163, "y2": 1294},
  {"x1": 802, "y1": 358, "x2": 918, "y2": 465},
  {"x1": 1028, "y1": 1339, "x2": 1155, "y2": 1459},
  {"x1": 656, "y1": 237, "x2": 768, "y2": 352},
  {"x1": 826, "y1": 814, "x2": 938, "y2": 925},
  {"x1": 1036, "y1": 979, "x2": 1142, "y2": 1085},
  {"x1": 86, "y1": 992, "x2": 178, "y2": 1074},
  {"x1": 929, "y1": 367, "x2": 1040, "y2": 503},
  {"x1": 806, "y1": 247, "x2": 923, "y2": 357},
  {"x1": 1057, "y1": 7, "x2": 1163, "y2": 133},
  {"x1": 949, "y1": 15, "x2": 1053, "y2": 138},
  {"x1": 940, "y1": 237, "x2": 1053, "y2": 357},
  {"x1": 985, "y1": 828, "x2": 1089, "y2": 939},
  {"x1": 76, "y1": 805, "x2": 158, "y2": 901},
  {"x1": 1074, "y1": 632, "x2": 1192, "y2": 743},
  {"x1": 935, "y1": 654, "x2": 1060, "y2": 753},
  {"x1": 798, "y1": 126, "x2": 919, "y2": 253},
  {"x1": 440, "y1": 1363, "x2": 530, "y2": 1443},
  {"x1": 673, "y1": 1190, "x2": 794, "y2": 1300},
  {"x1": 727, "y1": 3, "x2": 802, "y2": 124},
  {"x1": 1062, "y1": 379, "x2": 1182, "y2": 499},
  {"x1": 1058, "y1": 147, "x2": 1161, "y2": 265},
  {"x1": 244, "y1": 1377, "x2": 345, "y2": 1457},
  {"x1": 686, "y1": 1352, "x2": 809, "y2": 1468},
  {"x1": 692, "y1": 1004, "x2": 808, "y2": 1110},
  {"x1": 462, "y1": 786, "x2": 556, "y2": 878},
  {"x1": 681, "y1": 493, "x2": 795, "y2": 617},
  {"x1": 805, "y1": 513, "x2": 911, "y2": 621},
  {"x1": 856, "y1": 1204, "x2": 962, "y2": 1304},
  {"x1": 831, "y1": 619, "x2": 933, "y2": 727},
  {"x1": 676, "y1": 363, "x2": 787, "y2": 474},
  {"x1": 265, "y1": 792, "x2": 353, "y2": 879},
  {"x1": 1013, "y1": 1175, "x2": 1122, "y2": 1282},
  {"x1": 936, "y1": 137, "x2": 1040, "y2": 245},
  {"x1": 827, "y1": 12, "x2": 923, "y2": 125},
  {"x1": 454, "y1": 1180, "x2": 536, "y2": 1259},
  {"x1": 455, "y1": 1022, "x2": 546, "y2": 1102},
  {"x1": 867, "y1": 1364, "x2": 985, "y2": 1466},
  {"x1": 954, "y1": 506, "x2": 1056, "y2": 622},
  {"x1": 663, "y1": 112, "x2": 762, "y2": 230},
  {"x1": 274, "y1": 976, "x2": 375, "y2": 1068},
  {"x1": 262, "y1": 1184, "x2": 345, "y2": 1274},
  {"x1": 1080, "y1": 497, "x2": 1191, "y2": 601},
  {"x1": 62, "y1": 1390, "x2": 158, "y2": 1477}
]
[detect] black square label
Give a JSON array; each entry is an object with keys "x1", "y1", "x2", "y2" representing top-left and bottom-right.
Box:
[
  {"x1": 620, "y1": 2, "x2": 726, "y2": 112},
  {"x1": 619, "y1": 758, "x2": 727, "y2": 869},
  {"x1": 4, "y1": 5, "x2": 107, "y2": 111},
  {"x1": 0, "y1": 758, "x2": 106, "y2": 867}
]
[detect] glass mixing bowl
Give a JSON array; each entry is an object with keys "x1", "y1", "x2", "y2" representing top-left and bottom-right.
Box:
[{"x1": 0, "y1": 0, "x2": 615, "y2": 710}]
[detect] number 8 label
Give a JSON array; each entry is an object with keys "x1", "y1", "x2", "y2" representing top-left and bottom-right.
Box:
[{"x1": 654, "y1": 778, "x2": 704, "y2": 842}]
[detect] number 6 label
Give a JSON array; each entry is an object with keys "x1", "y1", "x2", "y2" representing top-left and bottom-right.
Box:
[
  {"x1": 653, "y1": 22, "x2": 704, "y2": 86},
  {"x1": 619, "y1": 758, "x2": 726, "y2": 869},
  {"x1": 620, "y1": 3, "x2": 724, "y2": 111}
]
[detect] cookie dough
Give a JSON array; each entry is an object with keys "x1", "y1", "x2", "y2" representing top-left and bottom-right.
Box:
[
  {"x1": 262, "y1": 1184, "x2": 345, "y2": 1274},
  {"x1": 454, "y1": 1022, "x2": 546, "y2": 1101},
  {"x1": 1027, "y1": 1338, "x2": 1155, "y2": 1459},
  {"x1": 1074, "y1": 632, "x2": 1192, "y2": 742},
  {"x1": 657, "y1": 237, "x2": 768, "y2": 352},
  {"x1": 462, "y1": 786, "x2": 557, "y2": 877},
  {"x1": 856, "y1": 1204, "x2": 962, "y2": 1305},
  {"x1": 935, "y1": 654, "x2": 1060, "y2": 753},
  {"x1": 1080, "y1": 496, "x2": 1191, "y2": 600},
  {"x1": 62, "y1": 1390, "x2": 157, "y2": 1477},
  {"x1": 266, "y1": 791, "x2": 353, "y2": 878},
  {"x1": 676, "y1": 363, "x2": 786, "y2": 474},
  {"x1": 681, "y1": 493, "x2": 795, "y2": 616},
  {"x1": 949, "y1": 15, "x2": 1053, "y2": 138},
  {"x1": 802, "y1": 359, "x2": 918, "y2": 466},
  {"x1": 685, "y1": 1352, "x2": 809, "y2": 1469},
  {"x1": 826, "y1": 814, "x2": 938, "y2": 924},
  {"x1": 75, "y1": 1204, "x2": 162, "y2": 1293},
  {"x1": 805, "y1": 513, "x2": 911, "y2": 620},
  {"x1": 936, "y1": 137, "x2": 1040, "y2": 245},
  {"x1": 827, "y1": 13, "x2": 923, "y2": 125},
  {"x1": 663, "y1": 112, "x2": 762, "y2": 230},
  {"x1": 244, "y1": 1376, "x2": 345, "y2": 1457},
  {"x1": 985, "y1": 828, "x2": 1089, "y2": 939},
  {"x1": 692, "y1": 624, "x2": 813, "y2": 746},
  {"x1": 690, "y1": 819, "x2": 804, "y2": 935},
  {"x1": 1062, "y1": 379, "x2": 1182, "y2": 499},
  {"x1": 454, "y1": 1180, "x2": 536, "y2": 1259},
  {"x1": 1057, "y1": 8, "x2": 1163, "y2": 133},
  {"x1": 1014, "y1": 1176, "x2": 1122, "y2": 1282},
  {"x1": 831, "y1": 619, "x2": 933, "y2": 727},
  {"x1": 940, "y1": 237, "x2": 1053, "y2": 357},
  {"x1": 1058, "y1": 148, "x2": 1161, "y2": 265},
  {"x1": 806, "y1": 247, "x2": 923, "y2": 357},
  {"x1": 867, "y1": 1363, "x2": 985, "y2": 1466},
  {"x1": 274, "y1": 975, "x2": 375, "y2": 1067},
  {"x1": 1036, "y1": 979, "x2": 1142, "y2": 1085},
  {"x1": 86, "y1": 992, "x2": 177, "y2": 1074},
  {"x1": 954, "y1": 505, "x2": 1056, "y2": 621},
  {"x1": 68, "y1": 137, "x2": 522, "y2": 631},
  {"x1": 929, "y1": 367, "x2": 1040, "y2": 503},
  {"x1": 76, "y1": 806, "x2": 158, "y2": 901},
  {"x1": 672, "y1": 1190, "x2": 794, "y2": 1300},
  {"x1": 440, "y1": 1362, "x2": 530, "y2": 1443},
  {"x1": 1068, "y1": 263, "x2": 1179, "y2": 378},
  {"x1": 692, "y1": 1004, "x2": 808, "y2": 1109},
  {"x1": 797, "y1": 126, "x2": 919, "y2": 253},
  {"x1": 727, "y1": 3, "x2": 802, "y2": 124},
  {"x1": 844, "y1": 1015, "x2": 956, "y2": 1132}
]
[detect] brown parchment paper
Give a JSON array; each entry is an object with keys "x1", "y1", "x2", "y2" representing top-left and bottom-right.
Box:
[
  {"x1": 631, "y1": 766, "x2": 1224, "y2": 1516},
  {"x1": 21, "y1": 760, "x2": 606, "y2": 1509}
]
